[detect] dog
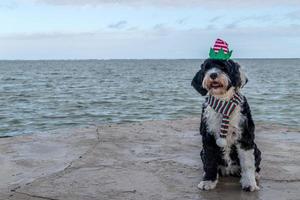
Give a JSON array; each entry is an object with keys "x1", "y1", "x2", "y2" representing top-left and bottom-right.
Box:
[{"x1": 191, "y1": 58, "x2": 261, "y2": 192}]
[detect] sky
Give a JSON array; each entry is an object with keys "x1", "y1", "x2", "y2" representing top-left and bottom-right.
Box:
[{"x1": 1, "y1": 0, "x2": 300, "y2": 59}]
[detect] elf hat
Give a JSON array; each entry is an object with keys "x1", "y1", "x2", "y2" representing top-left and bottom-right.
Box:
[{"x1": 209, "y1": 38, "x2": 233, "y2": 60}]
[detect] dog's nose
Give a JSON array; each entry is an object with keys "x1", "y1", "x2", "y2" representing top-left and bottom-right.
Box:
[{"x1": 210, "y1": 73, "x2": 218, "y2": 79}]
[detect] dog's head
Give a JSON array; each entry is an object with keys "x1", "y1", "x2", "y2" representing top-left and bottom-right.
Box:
[{"x1": 191, "y1": 59, "x2": 247, "y2": 96}]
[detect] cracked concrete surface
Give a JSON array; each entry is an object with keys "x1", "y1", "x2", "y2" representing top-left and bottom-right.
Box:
[{"x1": 0, "y1": 118, "x2": 299, "y2": 200}]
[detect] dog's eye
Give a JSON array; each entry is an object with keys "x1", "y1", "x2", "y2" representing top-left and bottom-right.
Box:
[
  {"x1": 202, "y1": 65, "x2": 210, "y2": 72},
  {"x1": 220, "y1": 66, "x2": 228, "y2": 72}
]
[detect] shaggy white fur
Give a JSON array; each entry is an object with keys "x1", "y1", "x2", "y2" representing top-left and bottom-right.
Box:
[
  {"x1": 203, "y1": 96, "x2": 243, "y2": 147},
  {"x1": 216, "y1": 138, "x2": 227, "y2": 147},
  {"x1": 237, "y1": 146, "x2": 260, "y2": 191},
  {"x1": 198, "y1": 180, "x2": 218, "y2": 190}
]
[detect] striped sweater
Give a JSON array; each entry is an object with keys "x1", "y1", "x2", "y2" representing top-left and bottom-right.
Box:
[{"x1": 206, "y1": 93, "x2": 243, "y2": 138}]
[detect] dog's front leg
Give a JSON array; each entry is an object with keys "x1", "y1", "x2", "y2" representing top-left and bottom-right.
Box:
[
  {"x1": 237, "y1": 146, "x2": 260, "y2": 192},
  {"x1": 198, "y1": 146, "x2": 218, "y2": 190}
]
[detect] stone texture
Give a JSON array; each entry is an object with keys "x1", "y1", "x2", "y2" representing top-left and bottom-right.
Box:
[{"x1": 0, "y1": 118, "x2": 299, "y2": 200}]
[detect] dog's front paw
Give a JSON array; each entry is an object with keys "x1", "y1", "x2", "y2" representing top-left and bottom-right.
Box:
[
  {"x1": 197, "y1": 180, "x2": 217, "y2": 190},
  {"x1": 242, "y1": 184, "x2": 260, "y2": 192},
  {"x1": 241, "y1": 177, "x2": 260, "y2": 192}
]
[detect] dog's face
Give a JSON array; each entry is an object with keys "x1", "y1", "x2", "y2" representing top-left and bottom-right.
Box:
[
  {"x1": 202, "y1": 67, "x2": 230, "y2": 96},
  {"x1": 192, "y1": 59, "x2": 247, "y2": 96}
]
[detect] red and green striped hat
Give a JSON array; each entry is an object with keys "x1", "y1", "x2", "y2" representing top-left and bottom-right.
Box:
[{"x1": 209, "y1": 38, "x2": 233, "y2": 60}]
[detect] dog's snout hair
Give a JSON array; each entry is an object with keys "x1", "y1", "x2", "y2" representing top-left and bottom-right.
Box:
[
  {"x1": 206, "y1": 68, "x2": 223, "y2": 80},
  {"x1": 207, "y1": 68, "x2": 220, "y2": 75}
]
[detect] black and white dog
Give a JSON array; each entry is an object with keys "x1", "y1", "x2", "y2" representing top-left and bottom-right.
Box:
[{"x1": 192, "y1": 59, "x2": 261, "y2": 192}]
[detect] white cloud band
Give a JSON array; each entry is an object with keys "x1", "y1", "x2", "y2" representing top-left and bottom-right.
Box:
[{"x1": 34, "y1": 0, "x2": 300, "y2": 7}]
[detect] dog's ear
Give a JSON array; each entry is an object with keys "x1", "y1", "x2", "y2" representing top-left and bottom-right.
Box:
[
  {"x1": 191, "y1": 64, "x2": 208, "y2": 96},
  {"x1": 228, "y1": 60, "x2": 247, "y2": 88}
]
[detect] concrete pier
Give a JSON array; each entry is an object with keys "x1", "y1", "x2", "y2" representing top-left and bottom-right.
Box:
[{"x1": 0, "y1": 118, "x2": 299, "y2": 200}]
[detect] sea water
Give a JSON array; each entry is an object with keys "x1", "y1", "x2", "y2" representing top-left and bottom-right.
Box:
[{"x1": 0, "y1": 59, "x2": 299, "y2": 136}]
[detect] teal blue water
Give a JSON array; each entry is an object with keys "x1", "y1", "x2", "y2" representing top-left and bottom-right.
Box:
[{"x1": 0, "y1": 59, "x2": 299, "y2": 136}]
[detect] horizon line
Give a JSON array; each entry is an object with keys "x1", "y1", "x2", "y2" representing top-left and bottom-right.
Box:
[{"x1": 0, "y1": 58, "x2": 299, "y2": 61}]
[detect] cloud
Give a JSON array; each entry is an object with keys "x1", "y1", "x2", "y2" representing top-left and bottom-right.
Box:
[
  {"x1": 34, "y1": 0, "x2": 300, "y2": 8},
  {"x1": 152, "y1": 23, "x2": 172, "y2": 36},
  {"x1": 1, "y1": 24, "x2": 300, "y2": 59},
  {"x1": 225, "y1": 21, "x2": 239, "y2": 29},
  {"x1": 2, "y1": 24, "x2": 300, "y2": 42},
  {"x1": 209, "y1": 16, "x2": 223, "y2": 23},
  {"x1": 205, "y1": 24, "x2": 215, "y2": 30},
  {"x1": 108, "y1": 20, "x2": 127, "y2": 29},
  {"x1": 243, "y1": 15, "x2": 274, "y2": 23},
  {"x1": 127, "y1": 26, "x2": 139, "y2": 31},
  {"x1": 286, "y1": 10, "x2": 300, "y2": 20},
  {"x1": 153, "y1": 23, "x2": 166, "y2": 30},
  {"x1": 176, "y1": 17, "x2": 189, "y2": 25},
  {"x1": 0, "y1": 1, "x2": 18, "y2": 9},
  {"x1": 0, "y1": 31, "x2": 97, "y2": 40},
  {"x1": 223, "y1": 15, "x2": 275, "y2": 29}
]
